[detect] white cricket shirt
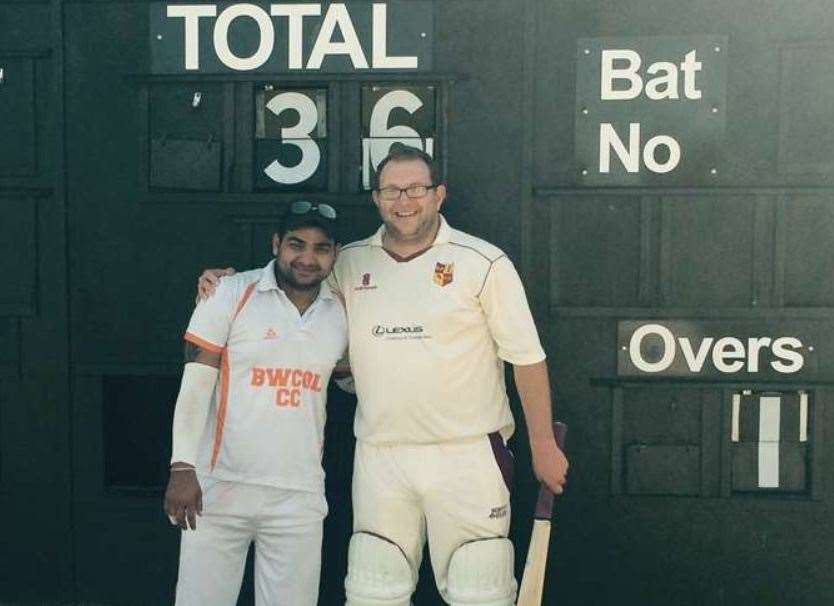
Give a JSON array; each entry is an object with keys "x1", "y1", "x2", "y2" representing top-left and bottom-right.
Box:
[
  {"x1": 184, "y1": 260, "x2": 348, "y2": 493},
  {"x1": 332, "y1": 215, "x2": 545, "y2": 444}
]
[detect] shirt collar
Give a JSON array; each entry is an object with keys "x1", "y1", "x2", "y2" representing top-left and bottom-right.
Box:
[
  {"x1": 257, "y1": 259, "x2": 335, "y2": 301},
  {"x1": 370, "y1": 214, "x2": 451, "y2": 247}
]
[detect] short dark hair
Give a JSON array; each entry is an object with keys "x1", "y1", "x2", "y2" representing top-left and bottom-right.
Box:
[
  {"x1": 372, "y1": 143, "x2": 442, "y2": 191},
  {"x1": 276, "y1": 206, "x2": 339, "y2": 243}
]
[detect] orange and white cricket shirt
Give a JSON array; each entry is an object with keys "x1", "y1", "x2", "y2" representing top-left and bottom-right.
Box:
[
  {"x1": 184, "y1": 260, "x2": 347, "y2": 493},
  {"x1": 331, "y1": 215, "x2": 545, "y2": 445}
]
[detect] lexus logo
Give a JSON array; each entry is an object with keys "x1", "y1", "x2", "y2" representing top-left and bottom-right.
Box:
[{"x1": 372, "y1": 325, "x2": 424, "y2": 337}]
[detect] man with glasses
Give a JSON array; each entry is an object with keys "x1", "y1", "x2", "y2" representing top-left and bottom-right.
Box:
[
  {"x1": 166, "y1": 202, "x2": 346, "y2": 606},
  {"x1": 198, "y1": 143, "x2": 568, "y2": 606}
]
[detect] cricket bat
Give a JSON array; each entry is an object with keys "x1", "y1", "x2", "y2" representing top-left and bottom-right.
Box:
[{"x1": 516, "y1": 421, "x2": 567, "y2": 606}]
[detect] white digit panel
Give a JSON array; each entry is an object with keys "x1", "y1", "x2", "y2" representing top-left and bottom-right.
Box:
[
  {"x1": 255, "y1": 87, "x2": 327, "y2": 190},
  {"x1": 361, "y1": 85, "x2": 438, "y2": 190}
]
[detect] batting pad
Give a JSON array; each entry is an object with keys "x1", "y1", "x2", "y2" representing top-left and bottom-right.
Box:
[
  {"x1": 446, "y1": 538, "x2": 517, "y2": 606},
  {"x1": 345, "y1": 532, "x2": 415, "y2": 606}
]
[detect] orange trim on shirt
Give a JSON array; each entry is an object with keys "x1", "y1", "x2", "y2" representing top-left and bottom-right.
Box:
[
  {"x1": 211, "y1": 350, "x2": 230, "y2": 470},
  {"x1": 183, "y1": 332, "x2": 224, "y2": 354},
  {"x1": 210, "y1": 280, "x2": 258, "y2": 471},
  {"x1": 232, "y1": 282, "x2": 258, "y2": 322}
]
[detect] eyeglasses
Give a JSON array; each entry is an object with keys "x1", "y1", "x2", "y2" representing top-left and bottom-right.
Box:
[
  {"x1": 375, "y1": 185, "x2": 436, "y2": 201},
  {"x1": 290, "y1": 200, "x2": 337, "y2": 219}
]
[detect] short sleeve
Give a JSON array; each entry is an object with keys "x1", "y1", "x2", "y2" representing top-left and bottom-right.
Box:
[
  {"x1": 183, "y1": 277, "x2": 240, "y2": 353},
  {"x1": 479, "y1": 256, "x2": 546, "y2": 365}
]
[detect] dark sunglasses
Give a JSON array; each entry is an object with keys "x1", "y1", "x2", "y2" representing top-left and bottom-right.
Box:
[{"x1": 290, "y1": 200, "x2": 337, "y2": 220}]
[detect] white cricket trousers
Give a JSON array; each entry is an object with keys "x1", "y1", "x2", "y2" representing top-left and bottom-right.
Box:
[
  {"x1": 351, "y1": 434, "x2": 514, "y2": 601},
  {"x1": 175, "y1": 478, "x2": 327, "y2": 606}
]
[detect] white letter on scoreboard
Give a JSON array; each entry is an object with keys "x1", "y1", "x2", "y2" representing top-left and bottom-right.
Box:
[
  {"x1": 599, "y1": 123, "x2": 640, "y2": 173},
  {"x1": 167, "y1": 4, "x2": 217, "y2": 71},
  {"x1": 771, "y1": 337, "x2": 805, "y2": 373},
  {"x1": 680, "y1": 50, "x2": 702, "y2": 100},
  {"x1": 643, "y1": 134, "x2": 681, "y2": 173},
  {"x1": 214, "y1": 4, "x2": 275, "y2": 71},
  {"x1": 712, "y1": 337, "x2": 746, "y2": 373},
  {"x1": 645, "y1": 62, "x2": 679, "y2": 100},
  {"x1": 271, "y1": 4, "x2": 321, "y2": 70},
  {"x1": 678, "y1": 337, "x2": 713, "y2": 373},
  {"x1": 372, "y1": 4, "x2": 418, "y2": 69},
  {"x1": 629, "y1": 323, "x2": 676, "y2": 373},
  {"x1": 307, "y1": 4, "x2": 369, "y2": 69},
  {"x1": 600, "y1": 49, "x2": 643, "y2": 100}
]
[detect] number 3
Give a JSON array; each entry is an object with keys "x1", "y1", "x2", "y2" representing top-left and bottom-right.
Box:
[{"x1": 263, "y1": 92, "x2": 320, "y2": 185}]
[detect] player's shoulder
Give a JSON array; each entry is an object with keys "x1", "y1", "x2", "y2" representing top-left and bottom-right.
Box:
[
  {"x1": 338, "y1": 235, "x2": 376, "y2": 256},
  {"x1": 335, "y1": 236, "x2": 376, "y2": 276},
  {"x1": 217, "y1": 267, "x2": 263, "y2": 300},
  {"x1": 191, "y1": 266, "x2": 263, "y2": 325},
  {"x1": 446, "y1": 226, "x2": 507, "y2": 265}
]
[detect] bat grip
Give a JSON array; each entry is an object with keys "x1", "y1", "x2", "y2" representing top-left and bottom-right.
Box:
[{"x1": 533, "y1": 421, "x2": 567, "y2": 520}]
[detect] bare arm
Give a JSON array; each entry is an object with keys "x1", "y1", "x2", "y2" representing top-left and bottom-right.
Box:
[{"x1": 513, "y1": 360, "x2": 568, "y2": 494}]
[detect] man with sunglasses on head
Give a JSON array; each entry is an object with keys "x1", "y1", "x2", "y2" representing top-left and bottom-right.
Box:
[
  {"x1": 165, "y1": 202, "x2": 346, "y2": 606},
  {"x1": 198, "y1": 143, "x2": 568, "y2": 606}
]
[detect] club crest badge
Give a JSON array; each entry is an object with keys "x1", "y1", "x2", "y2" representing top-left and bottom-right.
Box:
[
  {"x1": 355, "y1": 272, "x2": 377, "y2": 291},
  {"x1": 433, "y1": 262, "x2": 454, "y2": 287}
]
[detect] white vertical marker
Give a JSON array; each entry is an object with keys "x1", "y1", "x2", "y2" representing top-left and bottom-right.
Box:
[
  {"x1": 758, "y1": 396, "x2": 781, "y2": 488},
  {"x1": 731, "y1": 392, "x2": 741, "y2": 443},
  {"x1": 799, "y1": 392, "x2": 808, "y2": 443}
]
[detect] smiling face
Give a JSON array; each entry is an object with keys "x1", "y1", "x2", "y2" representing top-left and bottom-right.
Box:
[
  {"x1": 372, "y1": 158, "x2": 447, "y2": 249},
  {"x1": 272, "y1": 226, "x2": 338, "y2": 292}
]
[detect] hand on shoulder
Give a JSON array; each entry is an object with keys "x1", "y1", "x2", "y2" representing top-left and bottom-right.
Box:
[{"x1": 196, "y1": 267, "x2": 236, "y2": 303}]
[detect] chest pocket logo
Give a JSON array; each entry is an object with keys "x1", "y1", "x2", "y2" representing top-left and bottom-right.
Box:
[{"x1": 433, "y1": 262, "x2": 454, "y2": 287}]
